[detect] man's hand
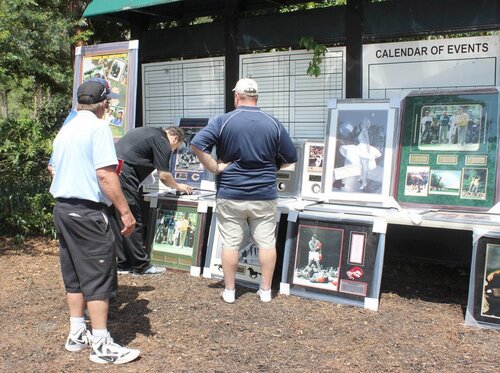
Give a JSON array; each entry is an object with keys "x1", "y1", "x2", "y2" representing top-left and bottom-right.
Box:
[
  {"x1": 215, "y1": 161, "x2": 231, "y2": 175},
  {"x1": 176, "y1": 183, "x2": 193, "y2": 194},
  {"x1": 120, "y1": 211, "x2": 136, "y2": 236}
]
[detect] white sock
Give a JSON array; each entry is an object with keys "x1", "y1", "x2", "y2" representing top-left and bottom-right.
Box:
[
  {"x1": 69, "y1": 317, "x2": 86, "y2": 335},
  {"x1": 91, "y1": 328, "x2": 110, "y2": 343}
]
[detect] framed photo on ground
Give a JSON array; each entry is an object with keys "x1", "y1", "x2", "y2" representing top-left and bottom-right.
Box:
[
  {"x1": 465, "y1": 231, "x2": 500, "y2": 329},
  {"x1": 203, "y1": 219, "x2": 262, "y2": 288},
  {"x1": 322, "y1": 99, "x2": 399, "y2": 205},
  {"x1": 301, "y1": 141, "x2": 325, "y2": 200},
  {"x1": 280, "y1": 210, "x2": 386, "y2": 310},
  {"x1": 72, "y1": 41, "x2": 139, "y2": 139},
  {"x1": 395, "y1": 88, "x2": 500, "y2": 210},
  {"x1": 147, "y1": 198, "x2": 211, "y2": 275},
  {"x1": 203, "y1": 211, "x2": 287, "y2": 289}
]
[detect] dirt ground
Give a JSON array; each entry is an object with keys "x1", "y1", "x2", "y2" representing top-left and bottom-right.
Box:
[{"x1": 0, "y1": 236, "x2": 498, "y2": 372}]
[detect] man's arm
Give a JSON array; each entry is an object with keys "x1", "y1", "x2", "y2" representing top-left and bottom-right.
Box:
[
  {"x1": 190, "y1": 145, "x2": 230, "y2": 175},
  {"x1": 96, "y1": 166, "x2": 136, "y2": 236},
  {"x1": 158, "y1": 170, "x2": 193, "y2": 194}
]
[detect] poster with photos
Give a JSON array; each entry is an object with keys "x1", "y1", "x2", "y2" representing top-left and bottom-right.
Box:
[
  {"x1": 72, "y1": 41, "x2": 139, "y2": 139},
  {"x1": 283, "y1": 213, "x2": 385, "y2": 309},
  {"x1": 301, "y1": 141, "x2": 325, "y2": 199},
  {"x1": 148, "y1": 199, "x2": 210, "y2": 273},
  {"x1": 172, "y1": 119, "x2": 212, "y2": 189},
  {"x1": 322, "y1": 99, "x2": 398, "y2": 204},
  {"x1": 205, "y1": 219, "x2": 264, "y2": 288},
  {"x1": 396, "y1": 88, "x2": 500, "y2": 209},
  {"x1": 465, "y1": 233, "x2": 500, "y2": 329}
]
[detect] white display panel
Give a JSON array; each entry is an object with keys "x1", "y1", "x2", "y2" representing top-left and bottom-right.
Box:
[
  {"x1": 142, "y1": 57, "x2": 225, "y2": 127},
  {"x1": 363, "y1": 35, "x2": 500, "y2": 99},
  {"x1": 240, "y1": 48, "x2": 346, "y2": 140}
]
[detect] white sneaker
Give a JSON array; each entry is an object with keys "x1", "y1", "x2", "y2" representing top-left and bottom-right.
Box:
[
  {"x1": 65, "y1": 327, "x2": 91, "y2": 352},
  {"x1": 257, "y1": 288, "x2": 272, "y2": 303},
  {"x1": 89, "y1": 336, "x2": 140, "y2": 364},
  {"x1": 134, "y1": 265, "x2": 166, "y2": 275},
  {"x1": 221, "y1": 288, "x2": 235, "y2": 304}
]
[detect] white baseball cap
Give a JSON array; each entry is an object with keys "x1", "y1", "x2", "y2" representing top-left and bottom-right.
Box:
[{"x1": 232, "y1": 78, "x2": 258, "y2": 97}]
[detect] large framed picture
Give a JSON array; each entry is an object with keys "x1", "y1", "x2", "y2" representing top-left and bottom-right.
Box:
[
  {"x1": 301, "y1": 141, "x2": 325, "y2": 200},
  {"x1": 203, "y1": 220, "x2": 263, "y2": 288},
  {"x1": 203, "y1": 212, "x2": 287, "y2": 288},
  {"x1": 72, "y1": 41, "x2": 139, "y2": 139},
  {"x1": 322, "y1": 99, "x2": 399, "y2": 205},
  {"x1": 395, "y1": 88, "x2": 500, "y2": 210},
  {"x1": 147, "y1": 199, "x2": 212, "y2": 275},
  {"x1": 172, "y1": 118, "x2": 214, "y2": 190},
  {"x1": 280, "y1": 210, "x2": 386, "y2": 310},
  {"x1": 465, "y1": 232, "x2": 500, "y2": 329}
]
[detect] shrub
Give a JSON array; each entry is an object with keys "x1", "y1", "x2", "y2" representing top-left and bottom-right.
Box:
[{"x1": 0, "y1": 117, "x2": 57, "y2": 239}]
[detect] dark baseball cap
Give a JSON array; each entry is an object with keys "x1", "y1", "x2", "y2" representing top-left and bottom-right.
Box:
[{"x1": 77, "y1": 77, "x2": 120, "y2": 104}]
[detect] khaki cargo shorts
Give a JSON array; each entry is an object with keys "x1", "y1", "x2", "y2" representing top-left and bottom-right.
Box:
[{"x1": 215, "y1": 198, "x2": 278, "y2": 250}]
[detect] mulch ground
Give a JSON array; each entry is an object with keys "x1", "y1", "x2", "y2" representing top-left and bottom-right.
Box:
[{"x1": 0, "y1": 236, "x2": 498, "y2": 372}]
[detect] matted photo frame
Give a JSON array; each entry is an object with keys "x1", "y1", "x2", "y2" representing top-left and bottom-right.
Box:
[
  {"x1": 322, "y1": 99, "x2": 399, "y2": 205},
  {"x1": 280, "y1": 210, "x2": 386, "y2": 310},
  {"x1": 301, "y1": 141, "x2": 325, "y2": 200},
  {"x1": 147, "y1": 199, "x2": 212, "y2": 275},
  {"x1": 72, "y1": 41, "x2": 139, "y2": 139},
  {"x1": 465, "y1": 231, "x2": 500, "y2": 329},
  {"x1": 203, "y1": 219, "x2": 262, "y2": 288},
  {"x1": 203, "y1": 211, "x2": 286, "y2": 288},
  {"x1": 395, "y1": 88, "x2": 500, "y2": 210}
]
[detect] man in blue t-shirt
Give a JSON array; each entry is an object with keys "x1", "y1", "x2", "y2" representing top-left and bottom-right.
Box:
[{"x1": 191, "y1": 78, "x2": 298, "y2": 304}]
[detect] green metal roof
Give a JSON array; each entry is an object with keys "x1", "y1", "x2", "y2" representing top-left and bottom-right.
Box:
[{"x1": 83, "y1": 0, "x2": 182, "y2": 18}]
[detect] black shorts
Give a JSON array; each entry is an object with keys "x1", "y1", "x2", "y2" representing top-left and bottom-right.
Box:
[{"x1": 53, "y1": 199, "x2": 117, "y2": 301}]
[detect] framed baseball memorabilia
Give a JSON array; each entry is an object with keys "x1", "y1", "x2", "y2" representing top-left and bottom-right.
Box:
[
  {"x1": 301, "y1": 141, "x2": 325, "y2": 200},
  {"x1": 465, "y1": 231, "x2": 500, "y2": 329},
  {"x1": 395, "y1": 88, "x2": 500, "y2": 210},
  {"x1": 147, "y1": 199, "x2": 212, "y2": 275},
  {"x1": 171, "y1": 118, "x2": 214, "y2": 191},
  {"x1": 72, "y1": 41, "x2": 139, "y2": 139},
  {"x1": 280, "y1": 210, "x2": 386, "y2": 310},
  {"x1": 322, "y1": 99, "x2": 399, "y2": 205}
]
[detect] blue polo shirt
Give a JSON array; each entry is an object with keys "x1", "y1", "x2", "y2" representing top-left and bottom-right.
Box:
[{"x1": 191, "y1": 106, "x2": 298, "y2": 200}]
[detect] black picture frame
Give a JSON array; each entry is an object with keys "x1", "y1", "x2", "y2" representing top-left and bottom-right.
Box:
[
  {"x1": 172, "y1": 119, "x2": 213, "y2": 189},
  {"x1": 146, "y1": 198, "x2": 212, "y2": 275},
  {"x1": 466, "y1": 233, "x2": 500, "y2": 329},
  {"x1": 281, "y1": 210, "x2": 386, "y2": 310}
]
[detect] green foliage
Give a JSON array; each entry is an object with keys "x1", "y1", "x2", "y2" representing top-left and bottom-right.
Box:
[
  {"x1": 299, "y1": 36, "x2": 328, "y2": 77},
  {"x1": 0, "y1": 117, "x2": 57, "y2": 239}
]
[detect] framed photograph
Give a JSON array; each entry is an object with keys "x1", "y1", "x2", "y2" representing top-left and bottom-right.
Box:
[
  {"x1": 466, "y1": 232, "x2": 500, "y2": 329},
  {"x1": 171, "y1": 118, "x2": 214, "y2": 190},
  {"x1": 72, "y1": 41, "x2": 139, "y2": 139},
  {"x1": 203, "y1": 219, "x2": 262, "y2": 288},
  {"x1": 280, "y1": 210, "x2": 386, "y2": 310},
  {"x1": 395, "y1": 88, "x2": 500, "y2": 210},
  {"x1": 301, "y1": 141, "x2": 325, "y2": 200},
  {"x1": 203, "y1": 211, "x2": 287, "y2": 288},
  {"x1": 322, "y1": 99, "x2": 398, "y2": 205},
  {"x1": 147, "y1": 199, "x2": 212, "y2": 275}
]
